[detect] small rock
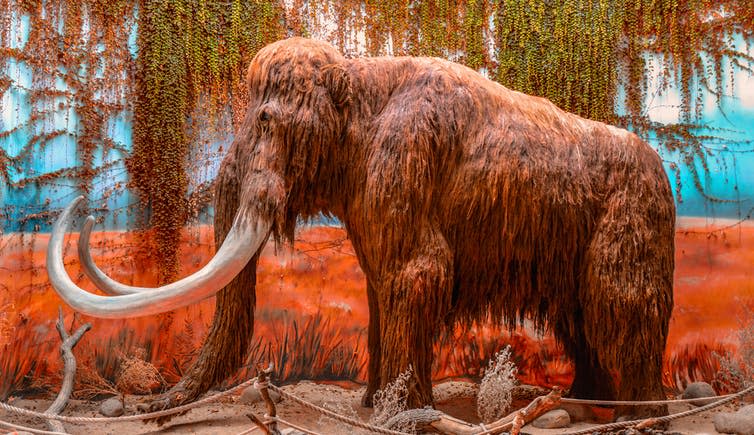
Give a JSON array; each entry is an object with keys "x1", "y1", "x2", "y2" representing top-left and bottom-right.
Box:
[
  {"x1": 240, "y1": 385, "x2": 282, "y2": 404},
  {"x1": 560, "y1": 402, "x2": 594, "y2": 422},
  {"x1": 99, "y1": 396, "x2": 124, "y2": 417},
  {"x1": 714, "y1": 404, "x2": 754, "y2": 435},
  {"x1": 532, "y1": 409, "x2": 570, "y2": 429},
  {"x1": 281, "y1": 429, "x2": 306, "y2": 435},
  {"x1": 682, "y1": 381, "x2": 717, "y2": 406}
]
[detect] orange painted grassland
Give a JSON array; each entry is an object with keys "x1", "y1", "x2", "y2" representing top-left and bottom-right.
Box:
[{"x1": 1, "y1": 221, "x2": 753, "y2": 398}]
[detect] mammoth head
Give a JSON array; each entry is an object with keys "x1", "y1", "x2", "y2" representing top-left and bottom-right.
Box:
[
  {"x1": 239, "y1": 38, "x2": 353, "y2": 237},
  {"x1": 46, "y1": 38, "x2": 352, "y2": 318}
]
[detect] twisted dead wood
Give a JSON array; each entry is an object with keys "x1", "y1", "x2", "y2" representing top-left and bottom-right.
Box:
[{"x1": 44, "y1": 307, "x2": 91, "y2": 433}]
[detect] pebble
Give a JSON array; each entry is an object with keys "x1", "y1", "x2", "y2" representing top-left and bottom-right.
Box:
[
  {"x1": 560, "y1": 402, "x2": 595, "y2": 422},
  {"x1": 99, "y1": 396, "x2": 125, "y2": 417},
  {"x1": 240, "y1": 385, "x2": 282, "y2": 404},
  {"x1": 531, "y1": 409, "x2": 571, "y2": 429},
  {"x1": 681, "y1": 381, "x2": 717, "y2": 406},
  {"x1": 713, "y1": 404, "x2": 754, "y2": 435}
]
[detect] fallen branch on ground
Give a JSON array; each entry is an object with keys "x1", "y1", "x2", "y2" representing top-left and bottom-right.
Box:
[{"x1": 385, "y1": 387, "x2": 562, "y2": 434}]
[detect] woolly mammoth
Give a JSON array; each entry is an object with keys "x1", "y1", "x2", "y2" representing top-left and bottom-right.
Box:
[{"x1": 48, "y1": 37, "x2": 675, "y2": 419}]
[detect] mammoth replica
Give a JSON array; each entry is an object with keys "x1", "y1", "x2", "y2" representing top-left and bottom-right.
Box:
[{"x1": 48, "y1": 37, "x2": 674, "y2": 420}]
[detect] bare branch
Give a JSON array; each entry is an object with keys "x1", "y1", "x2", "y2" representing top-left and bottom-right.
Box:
[{"x1": 45, "y1": 307, "x2": 92, "y2": 433}]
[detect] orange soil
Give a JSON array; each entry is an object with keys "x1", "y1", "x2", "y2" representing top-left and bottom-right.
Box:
[{"x1": 1, "y1": 220, "x2": 752, "y2": 397}]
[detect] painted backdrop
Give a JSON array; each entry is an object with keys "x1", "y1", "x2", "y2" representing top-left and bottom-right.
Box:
[{"x1": 1, "y1": 3, "x2": 753, "y2": 399}]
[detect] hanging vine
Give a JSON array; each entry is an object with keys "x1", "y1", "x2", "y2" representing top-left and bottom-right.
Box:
[
  {"x1": 0, "y1": 0, "x2": 135, "y2": 231},
  {"x1": 495, "y1": 0, "x2": 624, "y2": 122},
  {"x1": 492, "y1": 0, "x2": 754, "y2": 202},
  {"x1": 462, "y1": 0, "x2": 488, "y2": 70},
  {"x1": 2, "y1": 0, "x2": 753, "y2": 277},
  {"x1": 614, "y1": 1, "x2": 754, "y2": 202},
  {"x1": 128, "y1": 0, "x2": 284, "y2": 282},
  {"x1": 128, "y1": 0, "x2": 190, "y2": 283}
]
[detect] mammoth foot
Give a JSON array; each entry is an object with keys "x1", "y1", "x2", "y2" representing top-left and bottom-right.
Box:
[{"x1": 136, "y1": 381, "x2": 199, "y2": 425}]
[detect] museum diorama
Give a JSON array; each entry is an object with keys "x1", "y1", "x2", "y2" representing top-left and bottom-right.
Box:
[{"x1": 1, "y1": 1, "x2": 753, "y2": 434}]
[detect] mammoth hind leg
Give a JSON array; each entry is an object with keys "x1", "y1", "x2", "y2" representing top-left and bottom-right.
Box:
[
  {"x1": 570, "y1": 354, "x2": 615, "y2": 401},
  {"x1": 581, "y1": 281, "x2": 670, "y2": 421},
  {"x1": 561, "y1": 326, "x2": 617, "y2": 401},
  {"x1": 581, "y1": 202, "x2": 673, "y2": 421},
  {"x1": 554, "y1": 324, "x2": 616, "y2": 422}
]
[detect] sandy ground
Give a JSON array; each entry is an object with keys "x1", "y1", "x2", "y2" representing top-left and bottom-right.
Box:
[{"x1": 1, "y1": 380, "x2": 747, "y2": 435}]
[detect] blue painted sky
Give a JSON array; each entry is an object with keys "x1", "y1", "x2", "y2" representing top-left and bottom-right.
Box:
[{"x1": 637, "y1": 36, "x2": 754, "y2": 221}]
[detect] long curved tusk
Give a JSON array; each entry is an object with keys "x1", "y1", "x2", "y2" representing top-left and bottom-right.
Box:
[
  {"x1": 47, "y1": 196, "x2": 270, "y2": 318},
  {"x1": 77, "y1": 216, "x2": 149, "y2": 295}
]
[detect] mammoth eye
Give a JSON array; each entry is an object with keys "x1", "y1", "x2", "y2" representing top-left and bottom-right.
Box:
[{"x1": 258, "y1": 109, "x2": 272, "y2": 123}]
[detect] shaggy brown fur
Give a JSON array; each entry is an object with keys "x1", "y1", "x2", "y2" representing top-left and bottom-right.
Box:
[{"x1": 151, "y1": 38, "x2": 675, "y2": 420}]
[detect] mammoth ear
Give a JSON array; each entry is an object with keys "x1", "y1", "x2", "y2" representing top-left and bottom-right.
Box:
[{"x1": 319, "y1": 63, "x2": 351, "y2": 108}]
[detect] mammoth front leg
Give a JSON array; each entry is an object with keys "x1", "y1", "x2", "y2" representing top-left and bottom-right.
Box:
[{"x1": 375, "y1": 226, "x2": 453, "y2": 409}]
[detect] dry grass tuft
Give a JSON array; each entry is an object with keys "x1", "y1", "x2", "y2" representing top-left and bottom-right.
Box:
[
  {"x1": 477, "y1": 345, "x2": 518, "y2": 423},
  {"x1": 242, "y1": 310, "x2": 365, "y2": 384},
  {"x1": 369, "y1": 366, "x2": 415, "y2": 433},
  {"x1": 74, "y1": 356, "x2": 119, "y2": 400},
  {"x1": 114, "y1": 348, "x2": 166, "y2": 395},
  {"x1": 715, "y1": 313, "x2": 754, "y2": 392}
]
